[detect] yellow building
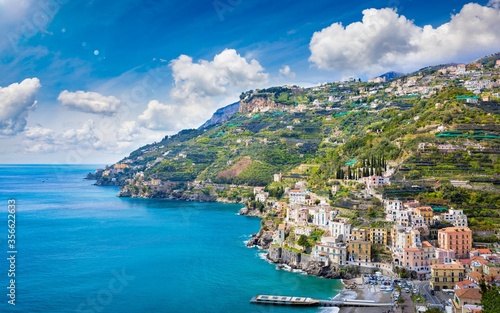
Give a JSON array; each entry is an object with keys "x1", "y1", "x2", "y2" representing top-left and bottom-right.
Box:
[
  {"x1": 415, "y1": 206, "x2": 433, "y2": 225},
  {"x1": 430, "y1": 263, "x2": 465, "y2": 291},
  {"x1": 347, "y1": 240, "x2": 371, "y2": 263},
  {"x1": 350, "y1": 227, "x2": 368, "y2": 241},
  {"x1": 369, "y1": 227, "x2": 388, "y2": 245}
]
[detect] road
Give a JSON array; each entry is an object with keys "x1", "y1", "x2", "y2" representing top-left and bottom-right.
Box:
[{"x1": 419, "y1": 281, "x2": 444, "y2": 310}]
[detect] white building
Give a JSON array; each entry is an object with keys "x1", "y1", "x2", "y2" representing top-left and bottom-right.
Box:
[
  {"x1": 329, "y1": 217, "x2": 351, "y2": 242},
  {"x1": 289, "y1": 189, "x2": 307, "y2": 205},
  {"x1": 385, "y1": 200, "x2": 403, "y2": 221},
  {"x1": 255, "y1": 192, "x2": 269, "y2": 203},
  {"x1": 442, "y1": 209, "x2": 468, "y2": 227},
  {"x1": 362, "y1": 175, "x2": 390, "y2": 187}
]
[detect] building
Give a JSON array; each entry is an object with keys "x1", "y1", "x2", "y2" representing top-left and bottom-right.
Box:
[
  {"x1": 347, "y1": 240, "x2": 371, "y2": 263},
  {"x1": 150, "y1": 178, "x2": 161, "y2": 186},
  {"x1": 415, "y1": 206, "x2": 433, "y2": 225},
  {"x1": 276, "y1": 201, "x2": 288, "y2": 215},
  {"x1": 430, "y1": 263, "x2": 465, "y2": 291},
  {"x1": 454, "y1": 280, "x2": 479, "y2": 290},
  {"x1": 442, "y1": 209, "x2": 468, "y2": 227},
  {"x1": 435, "y1": 248, "x2": 456, "y2": 264},
  {"x1": 438, "y1": 227, "x2": 473, "y2": 259},
  {"x1": 385, "y1": 200, "x2": 403, "y2": 222},
  {"x1": 453, "y1": 288, "x2": 482, "y2": 313},
  {"x1": 289, "y1": 189, "x2": 307, "y2": 205},
  {"x1": 402, "y1": 248, "x2": 429, "y2": 276},
  {"x1": 273, "y1": 173, "x2": 282, "y2": 182},
  {"x1": 362, "y1": 175, "x2": 390, "y2": 187},
  {"x1": 255, "y1": 191, "x2": 269, "y2": 203},
  {"x1": 369, "y1": 227, "x2": 388, "y2": 245},
  {"x1": 329, "y1": 217, "x2": 351, "y2": 241},
  {"x1": 350, "y1": 228, "x2": 368, "y2": 241},
  {"x1": 483, "y1": 262, "x2": 500, "y2": 277},
  {"x1": 422, "y1": 241, "x2": 437, "y2": 267},
  {"x1": 313, "y1": 238, "x2": 347, "y2": 266},
  {"x1": 275, "y1": 224, "x2": 285, "y2": 246}
]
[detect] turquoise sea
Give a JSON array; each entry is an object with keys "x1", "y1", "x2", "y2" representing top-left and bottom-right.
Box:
[{"x1": 0, "y1": 165, "x2": 342, "y2": 312}]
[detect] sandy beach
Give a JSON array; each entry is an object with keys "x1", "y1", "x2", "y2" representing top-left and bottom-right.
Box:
[{"x1": 336, "y1": 277, "x2": 395, "y2": 313}]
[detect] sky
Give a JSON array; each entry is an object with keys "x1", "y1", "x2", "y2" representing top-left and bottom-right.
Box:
[{"x1": 0, "y1": 0, "x2": 499, "y2": 164}]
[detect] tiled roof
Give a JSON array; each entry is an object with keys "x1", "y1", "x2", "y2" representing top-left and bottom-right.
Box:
[
  {"x1": 455, "y1": 288, "x2": 482, "y2": 300},
  {"x1": 431, "y1": 263, "x2": 464, "y2": 270}
]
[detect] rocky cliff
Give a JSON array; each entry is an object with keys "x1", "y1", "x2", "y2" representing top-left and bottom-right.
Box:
[
  {"x1": 199, "y1": 101, "x2": 239, "y2": 129},
  {"x1": 239, "y1": 96, "x2": 289, "y2": 114}
]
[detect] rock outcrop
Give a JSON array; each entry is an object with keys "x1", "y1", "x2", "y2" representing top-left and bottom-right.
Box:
[
  {"x1": 199, "y1": 102, "x2": 239, "y2": 129},
  {"x1": 239, "y1": 96, "x2": 289, "y2": 114},
  {"x1": 266, "y1": 245, "x2": 354, "y2": 279}
]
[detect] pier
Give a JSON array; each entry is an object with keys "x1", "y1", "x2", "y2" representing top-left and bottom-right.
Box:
[{"x1": 250, "y1": 295, "x2": 395, "y2": 308}]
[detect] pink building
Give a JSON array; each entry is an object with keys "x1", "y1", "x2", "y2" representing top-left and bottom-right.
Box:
[{"x1": 436, "y1": 247, "x2": 456, "y2": 264}]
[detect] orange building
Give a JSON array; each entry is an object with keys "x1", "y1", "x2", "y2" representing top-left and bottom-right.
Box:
[
  {"x1": 414, "y1": 206, "x2": 433, "y2": 225},
  {"x1": 438, "y1": 227, "x2": 472, "y2": 259}
]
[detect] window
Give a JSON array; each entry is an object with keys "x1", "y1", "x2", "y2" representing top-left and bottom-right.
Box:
[{"x1": 435, "y1": 278, "x2": 439, "y2": 282}]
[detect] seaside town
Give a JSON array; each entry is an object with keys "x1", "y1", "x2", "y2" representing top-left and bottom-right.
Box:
[
  {"x1": 90, "y1": 53, "x2": 500, "y2": 313},
  {"x1": 249, "y1": 175, "x2": 497, "y2": 313}
]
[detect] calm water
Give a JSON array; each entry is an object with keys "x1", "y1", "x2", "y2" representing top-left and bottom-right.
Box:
[{"x1": 0, "y1": 165, "x2": 342, "y2": 312}]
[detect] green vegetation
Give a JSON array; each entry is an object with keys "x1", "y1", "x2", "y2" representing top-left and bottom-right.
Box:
[{"x1": 479, "y1": 281, "x2": 500, "y2": 313}]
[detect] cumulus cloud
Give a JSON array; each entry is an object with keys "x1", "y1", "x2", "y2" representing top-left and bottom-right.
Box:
[
  {"x1": 170, "y1": 48, "x2": 268, "y2": 100},
  {"x1": 279, "y1": 65, "x2": 296, "y2": 78},
  {"x1": 58, "y1": 90, "x2": 121, "y2": 115},
  {"x1": 116, "y1": 121, "x2": 141, "y2": 142},
  {"x1": 489, "y1": 0, "x2": 500, "y2": 9},
  {"x1": 22, "y1": 119, "x2": 147, "y2": 156},
  {"x1": 0, "y1": 77, "x2": 41, "y2": 136},
  {"x1": 309, "y1": 3, "x2": 500, "y2": 76},
  {"x1": 23, "y1": 120, "x2": 102, "y2": 153},
  {"x1": 138, "y1": 100, "x2": 178, "y2": 131},
  {"x1": 138, "y1": 49, "x2": 268, "y2": 132}
]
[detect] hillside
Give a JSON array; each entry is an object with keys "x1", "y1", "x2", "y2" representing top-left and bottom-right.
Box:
[{"x1": 92, "y1": 53, "x2": 500, "y2": 229}]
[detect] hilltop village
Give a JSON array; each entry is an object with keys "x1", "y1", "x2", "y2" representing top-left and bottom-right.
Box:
[{"x1": 90, "y1": 54, "x2": 500, "y2": 312}]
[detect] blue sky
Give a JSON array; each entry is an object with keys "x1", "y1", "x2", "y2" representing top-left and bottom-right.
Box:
[{"x1": 0, "y1": 0, "x2": 499, "y2": 164}]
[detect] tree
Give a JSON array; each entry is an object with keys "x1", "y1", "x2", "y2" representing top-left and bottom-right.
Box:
[
  {"x1": 297, "y1": 235, "x2": 312, "y2": 251},
  {"x1": 480, "y1": 280, "x2": 500, "y2": 313}
]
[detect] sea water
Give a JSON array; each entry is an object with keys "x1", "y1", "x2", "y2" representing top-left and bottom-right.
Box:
[{"x1": 0, "y1": 165, "x2": 342, "y2": 312}]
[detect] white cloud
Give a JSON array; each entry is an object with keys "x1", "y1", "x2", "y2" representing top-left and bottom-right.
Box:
[
  {"x1": 279, "y1": 65, "x2": 296, "y2": 78},
  {"x1": 23, "y1": 120, "x2": 102, "y2": 153},
  {"x1": 488, "y1": 0, "x2": 500, "y2": 9},
  {"x1": 0, "y1": 77, "x2": 41, "y2": 136},
  {"x1": 116, "y1": 121, "x2": 141, "y2": 142},
  {"x1": 137, "y1": 49, "x2": 268, "y2": 132},
  {"x1": 138, "y1": 100, "x2": 177, "y2": 131},
  {"x1": 170, "y1": 48, "x2": 268, "y2": 100},
  {"x1": 58, "y1": 90, "x2": 121, "y2": 115},
  {"x1": 309, "y1": 3, "x2": 500, "y2": 76}
]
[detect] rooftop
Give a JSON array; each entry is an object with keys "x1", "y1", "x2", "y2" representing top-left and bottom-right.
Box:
[
  {"x1": 439, "y1": 227, "x2": 471, "y2": 233},
  {"x1": 417, "y1": 206, "x2": 433, "y2": 212},
  {"x1": 455, "y1": 288, "x2": 482, "y2": 301},
  {"x1": 404, "y1": 248, "x2": 422, "y2": 252},
  {"x1": 422, "y1": 241, "x2": 433, "y2": 248},
  {"x1": 431, "y1": 263, "x2": 464, "y2": 270}
]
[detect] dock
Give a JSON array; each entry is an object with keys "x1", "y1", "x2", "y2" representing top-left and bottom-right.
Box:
[{"x1": 250, "y1": 294, "x2": 395, "y2": 308}]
